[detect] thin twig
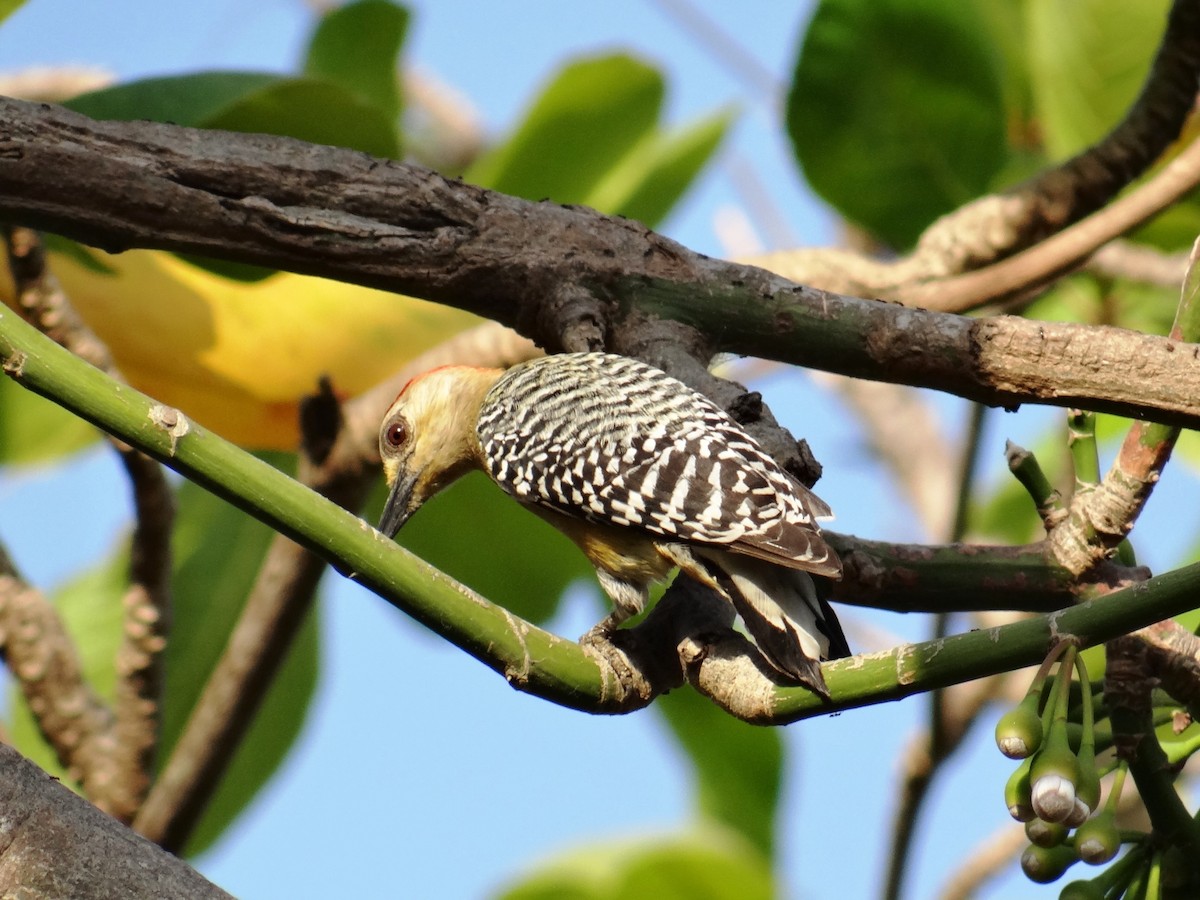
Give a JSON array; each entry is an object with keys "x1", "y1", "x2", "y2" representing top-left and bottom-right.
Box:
[
  {"x1": 1088, "y1": 240, "x2": 1190, "y2": 287},
  {"x1": 881, "y1": 403, "x2": 992, "y2": 900},
  {"x1": 0, "y1": 548, "x2": 120, "y2": 813},
  {"x1": 645, "y1": 0, "x2": 780, "y2": 105},
  {"x1": 402, "y1": 67, "x2": 484, "y2": 173},
  {"x1": 898, "y1": 136, "x2": 1200, "y2": 313},
  {"x1": 937, "y1": 823, "x2": 1028, "y2": 900},
  {"x1": 818, "y1": 376, "x2": 955, "y2": 539},
  {"x1": 3, "y1": 227, "x2": 173, "y2": 821},
  {"x1": 0, "y1": 65, "x2": 112, "y2": 102}
]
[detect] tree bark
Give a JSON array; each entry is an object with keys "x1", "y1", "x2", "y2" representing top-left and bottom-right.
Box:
[{"x1": 0, "y1": 743, "x2": 229, "y2": 899}]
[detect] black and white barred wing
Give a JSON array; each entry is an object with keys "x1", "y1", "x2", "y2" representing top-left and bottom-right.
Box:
[{"x1": 476, "y1": 353, "x2": 841, "y2": 578}]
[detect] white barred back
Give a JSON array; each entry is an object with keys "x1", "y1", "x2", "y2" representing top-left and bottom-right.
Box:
[{"x1": 475, "y1": 353, "x2": 840, "y2": 576}]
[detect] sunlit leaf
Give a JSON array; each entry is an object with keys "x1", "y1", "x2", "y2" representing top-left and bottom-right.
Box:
[
  {"x1": 304, "y1": 0, "x2": 409, "y2": 122},
  {"x1": 468, "y1": 54, "x2": 663, "y2": 204},
  {"x1": 497, "y1": 827, "x2": 774, "y2": 900},
  {"x1": 787, "y1": 0, "x2": 1007, "y2": 247},
  {"x1": 204, "y1": 78, "x2": 400, "y2": 159},
  {"x1": 655, "y1": 687, "x2": 781, "y2": 858},
  {"x1": 0, "y1": 0, "x2": 26, "y2": 24},
  {"x1": 65, "y1": 70, "x2": 400, "y2": 159},
  {"x1": 0, "y1": 375, "x2": 97, "y2": 465},
  {"x1": 1026, "y1": 0, "x2": 1170, "y2": 158},
  {"x1": 587, "y1": 108, "x2": 733, "y2": 228},
  {"x1": 28, "y1": 248, "x2": 476, "y2": 449},
  {"x1": 64, "y1": 72, "x2": 282, "y2": 125}
]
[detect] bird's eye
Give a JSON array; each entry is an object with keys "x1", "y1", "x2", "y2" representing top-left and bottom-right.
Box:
[{"x1": 384, "y1": 419, "x2": 409, "y2": 450}]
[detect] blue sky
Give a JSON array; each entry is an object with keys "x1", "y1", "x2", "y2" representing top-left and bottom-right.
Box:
[{"x1": 3, "y1": 2, "x2": 1188, "y2": 898}]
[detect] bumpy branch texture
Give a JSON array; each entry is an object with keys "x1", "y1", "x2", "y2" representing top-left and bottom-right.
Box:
[
  {"x1": 2, "y1": 98, "x2": 1200, "y2": 427},
  {"x1": 0, "y1": 743, "x2": 228, "y2": 899}
]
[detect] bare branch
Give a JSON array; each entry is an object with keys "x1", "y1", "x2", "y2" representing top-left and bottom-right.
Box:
[
  {"x1": 819, "y1": 376, "x2": 956, "y2": 538},
  {"x1": 1088, "y1": 240, "x2": 1190, "y2": 287},
  {"x1": 884, "y1": 674, "x2": 1014, "y2": 900},
  {"x1": 0, "y1": 742, "x2": 229, "y2": 899},
  {"x1": 4, "y1": 98, "x2": 1200, "y2": 428},
  {"x1": 0, "y1": 550, "x2": 119, "y2": 814},
  {"x1": 898, "y1": 135, "x2": 1200, "y2": 313},
  {"x1": 1134, "y1": 619, "x2": 1200, "y2": 707},
  {"x1": 3, "y1": 227, "x2": 172, "y2": 820},
  {"x1": 937, "y1": 823, "x2": 1028, "y2": 900}
]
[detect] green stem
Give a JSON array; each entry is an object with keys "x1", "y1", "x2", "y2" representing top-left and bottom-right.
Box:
[
  {"x1": 1006, "y1": 440, "x2": 1064, "y2": 526},
  {"x1": 6, "y1": 307, "x2": 1200, "y2": 722},
  {"x1": 1067, "y1": 409, "x2": 1099, "y2": 487}
]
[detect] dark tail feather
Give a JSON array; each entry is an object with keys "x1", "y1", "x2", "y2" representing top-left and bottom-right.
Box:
[
  {"x1": 699, "y1": 554, "x2": 849, "y2": 698},
  {"x1": 813, "y1": 576, "x2": 851, "y2": 661}
]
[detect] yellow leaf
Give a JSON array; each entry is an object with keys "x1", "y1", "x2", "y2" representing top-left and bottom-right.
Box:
[{"x1": 12, "y1": 249, "x2": 478, "y2": 448}]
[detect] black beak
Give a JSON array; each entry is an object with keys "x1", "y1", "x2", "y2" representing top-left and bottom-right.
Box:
[{"x1": 378, "y1": 473, "x2": 418, "y2": 538}]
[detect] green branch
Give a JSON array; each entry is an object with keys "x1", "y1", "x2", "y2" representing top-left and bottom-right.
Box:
[{"x1": 5, "y1": 307, "x2": 1200, "y2": 722}]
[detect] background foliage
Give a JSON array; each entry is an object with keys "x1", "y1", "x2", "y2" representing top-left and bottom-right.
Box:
[{"x1": 1, "y1": 0, "x2": 1196, "y2": 897}]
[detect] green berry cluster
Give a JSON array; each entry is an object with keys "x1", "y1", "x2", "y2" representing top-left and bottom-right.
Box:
[{"x1": 996, "y1": 642, "x2": 1135, "y2": 893}]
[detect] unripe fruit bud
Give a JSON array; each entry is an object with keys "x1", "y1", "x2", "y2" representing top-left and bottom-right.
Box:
[
  {"x1": 1025, "y1": 817, "x2": 1069, "y2": 848},
  {"x1": 1005, "y1": 758, "x2": 1035, "y2": 822},
  {"x1": 996, "y1": 700, "x2": 1044, "y2": 759},
  {"x1": 1074, "y1": 813, "x2": 1121, "y2": 865},
  {"x1": 1020, "y1": 842, "x2": 1077, "y2": 884},
  {"x1": 1031, "y1": 727, "x2": 1078, "y2": 823},
  {"x1": 1058, "y1": 880, "x2": 1106, "y2": 900}
]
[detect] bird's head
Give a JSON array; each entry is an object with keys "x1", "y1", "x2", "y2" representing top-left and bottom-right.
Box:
[{"x1": 377, "y1": 365, "x2": 501, "y2": 538}]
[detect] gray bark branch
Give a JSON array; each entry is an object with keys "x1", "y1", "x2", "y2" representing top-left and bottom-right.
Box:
[{"x1": 0, "y1": 742, "x2": 229, "y2": 899}]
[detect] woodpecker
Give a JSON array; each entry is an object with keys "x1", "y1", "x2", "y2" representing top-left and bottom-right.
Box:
[{"x1": 377, "y1": 352, "x2": 849, "y2": 696}]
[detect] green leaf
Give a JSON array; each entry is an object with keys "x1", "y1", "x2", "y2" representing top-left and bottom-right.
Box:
[
  {"x1": 655, "y1": 687, "x2": 782, "y2": 858},
  {"x1": 497, "y1": 828, "x2": 774, "y2": 900},
  {"x1": 1027, "y1": 0, "x2": 1171, "y2": 158},
  {"x1": 0, "y1": 375, "x2": 98, "y2": 465},
  {"x1": 304, "y1": 0, "x2": 409, "y2": 122},
  {"x1": 786, "y1": 0, "x2": 1007, "y2": 247},
  {"x1": 203, "y1": 78, "x2": 400, "y2": 159},
  {"x1": 64, "y1": 72, "x2": 283, "y2": 126},
  {"x1": 586, "y1": 108, "x2": 734, "y2": 228},
  {"x1": 467, "y1": 54, "x2": 664, "y2": 203},
  {"x1": 6, "y1": 465, "x2": 319, "y2": 855},
  {"x1": 971, "y1": 0, "x2": 1034, "y2": 133},
  {"x1": 378, "y1": 471, "x2": 594, "y2": 625},
  {"x1": 0, "y1": 0, "x2": 26, "y2": 24},
  {"x1": 164, "y1": 465, "x2": 319, "y2": 855},
  {"x1": 65, "y1": 71, "x2": 399, "y2": 159}
]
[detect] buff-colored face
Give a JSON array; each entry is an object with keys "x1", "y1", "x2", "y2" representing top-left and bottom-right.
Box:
[{"x1": 376, "y1": 367, "x2": 498, "y2": 537}]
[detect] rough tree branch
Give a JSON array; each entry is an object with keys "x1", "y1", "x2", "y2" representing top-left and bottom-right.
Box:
[
  {"x1": 0, "y1": 742, "x2": 227, "y2": 899},
  {"x1": 2, "y1": 98, "x2": 1200, "y2": 429}
]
